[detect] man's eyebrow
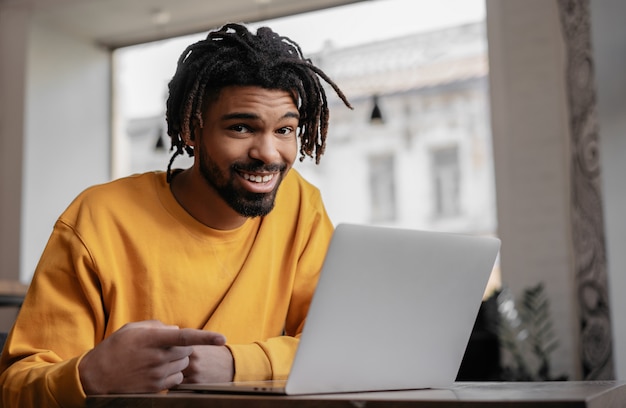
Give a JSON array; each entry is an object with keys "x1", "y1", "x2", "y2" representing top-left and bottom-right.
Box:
[
  {"x1": 284, "y1": 111, "x2": 300, "y2": 119},
  {"x1": 221, "y1": 111, "x2": 300, "y2": 121},
  {"x1": 221, "y1": 112, "x2": 257, "y2": 121}
]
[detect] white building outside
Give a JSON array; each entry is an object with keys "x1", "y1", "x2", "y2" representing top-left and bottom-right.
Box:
[{"x1": 123, "y1": 21, "x2": 496, "y2": 241}]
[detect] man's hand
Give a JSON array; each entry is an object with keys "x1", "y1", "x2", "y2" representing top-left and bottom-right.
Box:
[
  {"x1": 78, "y1": 320, "x2": 226, "y2": 395},
  {"x1": 182, "y1": 345, "x2": 234, "y2": 383}
]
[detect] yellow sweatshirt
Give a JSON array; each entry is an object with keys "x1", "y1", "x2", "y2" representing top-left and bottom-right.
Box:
[{"x1": 0, "y1": 169, "x2": 333, "y2": 408}]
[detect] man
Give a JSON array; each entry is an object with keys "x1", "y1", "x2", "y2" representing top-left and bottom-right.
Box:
[{"x1": 0, "y1": 23, "x2": 351, "y2": 407}]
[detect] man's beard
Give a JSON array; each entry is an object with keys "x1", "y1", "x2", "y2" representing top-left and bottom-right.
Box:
[{"x1": 198, "y1": 148, "x2": 286, "y2": 218}]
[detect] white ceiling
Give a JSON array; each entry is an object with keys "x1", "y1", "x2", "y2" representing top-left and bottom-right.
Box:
[{"x1": 25, "y1": 0, "x2": 365, "y2": 49}]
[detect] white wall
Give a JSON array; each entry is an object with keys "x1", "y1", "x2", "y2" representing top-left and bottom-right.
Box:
[
  {"x1": 0, "y1": 6, "x2": 28, "y2": 282},
  {"x1": 486, "y1": 0, "x2": 580, "y2": 380},
  {"x1": 21, "y1": 21, "x2": 111, "y2": 282},
  {"x1": 487, "y1": 0, "x2": 626, "y2": 381},
  {"x1": 590, "y1": 0, "x2": 626, "y2": 380}
]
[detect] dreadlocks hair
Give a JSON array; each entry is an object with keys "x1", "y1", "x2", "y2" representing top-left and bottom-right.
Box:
[{"x1": 165, "y1": 22, "x2": 352, "y2": 182}]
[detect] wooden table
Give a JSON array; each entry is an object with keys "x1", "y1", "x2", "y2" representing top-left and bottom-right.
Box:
[{"x1": 87, "y1": 381, "x2": 626, "y2": 408}]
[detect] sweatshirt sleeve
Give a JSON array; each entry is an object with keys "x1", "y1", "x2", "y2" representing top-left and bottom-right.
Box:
[
  {"x1": 228, "y1": 191, "x2": 334, "y2": 381},
  {"x1": 0, "y1": 220, "x2": 104, "y2": 408}
]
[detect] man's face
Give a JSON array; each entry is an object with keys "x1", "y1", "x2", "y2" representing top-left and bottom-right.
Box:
[{"x1": 193, "y1": 86, "x2": 300, "y2": 217}]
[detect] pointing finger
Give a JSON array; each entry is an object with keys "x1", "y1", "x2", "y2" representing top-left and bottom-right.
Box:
[
  {"x1": 148, "y1": 328, "x2": 227, "y2": 348},
  {"x1": 123, "y1": 320, "x2": 179, "y2": 330}
]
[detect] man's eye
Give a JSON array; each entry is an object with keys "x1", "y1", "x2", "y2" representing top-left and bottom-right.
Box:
[
  {"x1": 229, "y1": 124, "x2": 250, "y2": 133},
  {"x1": 277, "y1": 127, "x2": 294, "y2": 136}
]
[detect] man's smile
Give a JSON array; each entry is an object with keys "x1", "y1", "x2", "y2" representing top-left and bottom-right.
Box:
[
  {"x1": 236, "y1": 169, "x2": 282, "y2": 194},
  {"x1": 241, "y1": 172, "x2": 276, "y2": 183}
]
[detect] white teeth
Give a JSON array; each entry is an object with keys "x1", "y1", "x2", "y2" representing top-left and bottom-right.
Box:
[{"x1": 243, "y1": 173, "x2": 274, "y2": 183}]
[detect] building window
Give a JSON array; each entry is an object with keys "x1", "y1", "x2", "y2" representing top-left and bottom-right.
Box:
[
  {"x1": 432, "y1": 146, "x2": 461, "y2": 218},
  {"x1": 369, "y1": 154, "x2": 396, "y2": 222}
]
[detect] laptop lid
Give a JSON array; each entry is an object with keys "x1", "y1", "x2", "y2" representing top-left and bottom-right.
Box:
[
  {"x1": 177, "y1": 223, "x2": 500, "y2": 395},
  {"x1": 284, "y1": 223, "x2": 500, "y2": 395}
]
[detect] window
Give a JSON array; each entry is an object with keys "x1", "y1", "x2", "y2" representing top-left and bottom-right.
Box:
[
  {"x1": 113, "y1": 0, "x2": 492, "y2": 233},
  {"x1": 431, "y1": 146, "x2": 461, "y2": 218},
  {"x1": 369, "y1": 154, "x2": 397, "y2": 222}
]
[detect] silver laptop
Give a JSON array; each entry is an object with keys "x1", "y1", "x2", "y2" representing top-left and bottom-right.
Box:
[{"x1": 177, "y1": 223, "x2": 501, "y2": 395}]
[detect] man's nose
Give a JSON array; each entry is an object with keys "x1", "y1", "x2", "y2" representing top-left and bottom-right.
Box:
[{"x1": 249, "y1": 133, "x2": 281, "y2": 163}]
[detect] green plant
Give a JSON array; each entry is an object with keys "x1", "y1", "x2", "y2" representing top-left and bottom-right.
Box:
[{"x1": 496, "y1": 283, "x2": 567, "y2": 381}]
